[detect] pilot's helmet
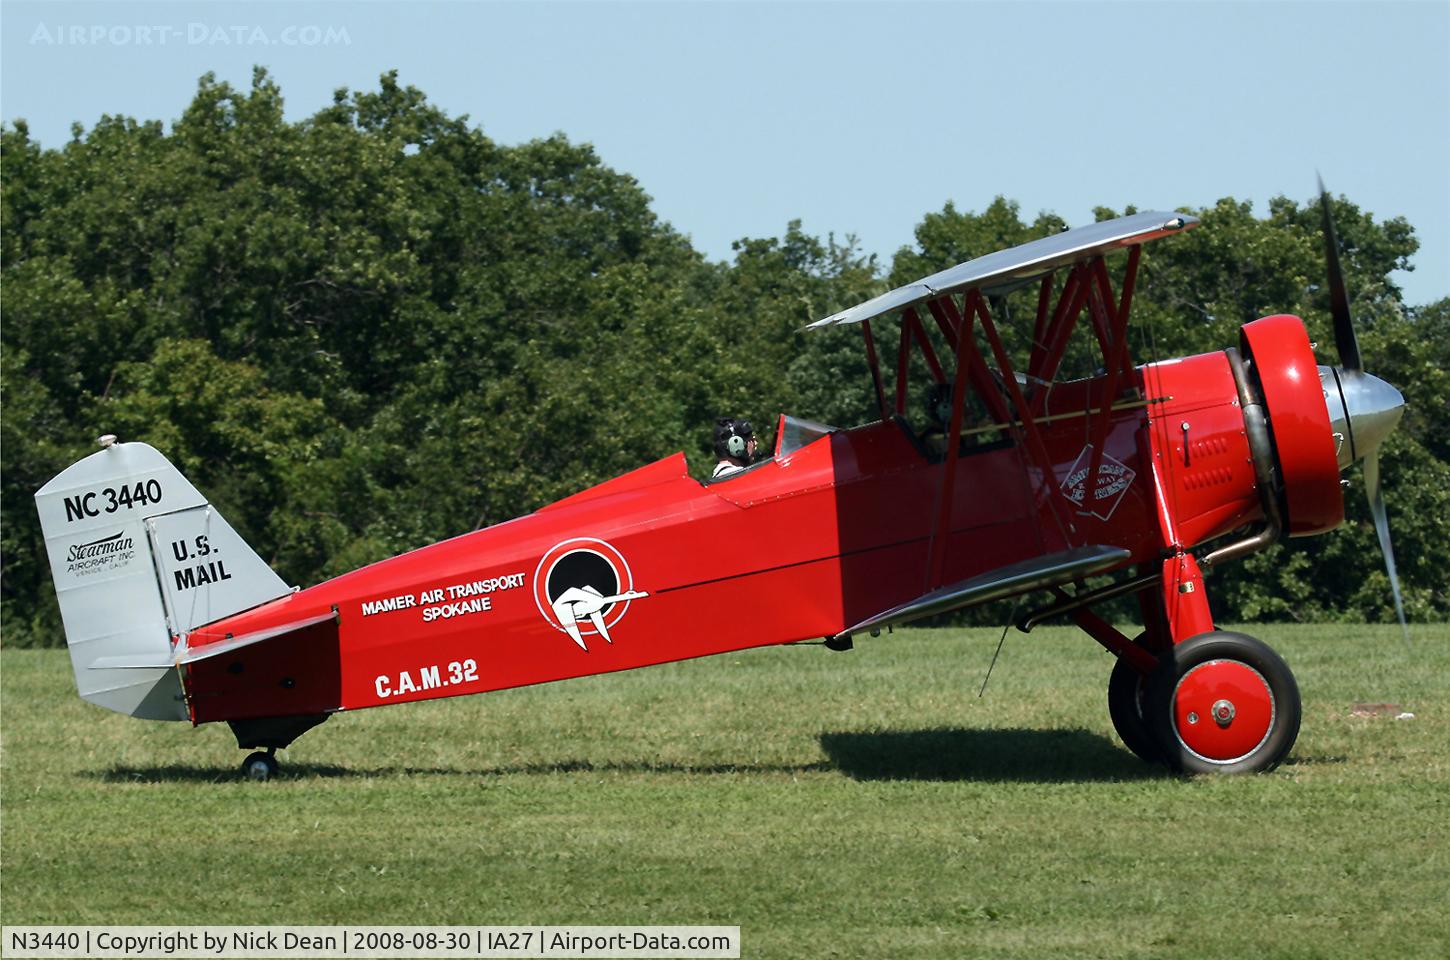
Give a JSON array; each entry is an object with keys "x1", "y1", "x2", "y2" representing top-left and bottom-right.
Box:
[{"x1": 714, "y1": 417, "x2": 755, "y2": 461}]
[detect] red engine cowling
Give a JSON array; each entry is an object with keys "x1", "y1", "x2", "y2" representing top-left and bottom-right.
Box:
[{"x1": 1239, "y1": 314, "x2": 1343, "y2": 536}]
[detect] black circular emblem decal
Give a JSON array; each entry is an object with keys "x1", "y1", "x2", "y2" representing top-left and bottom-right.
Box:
[
  {"x1": 533, "y1": 538, "x2": 650, "y2": 651},
  {"x1": 546, "y1": 551, "x2": 619, "y2": 615}
]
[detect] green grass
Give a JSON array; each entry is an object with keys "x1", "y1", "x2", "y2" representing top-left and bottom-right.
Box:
[{"x1": 2, "y1": 625, "x2": 1447, "y2": 958}]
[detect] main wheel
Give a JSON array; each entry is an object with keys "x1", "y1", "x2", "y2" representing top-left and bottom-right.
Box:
[
  {"x1": 241, "y1": 751, "x2": 279, "y2": 782},
  {"x1": 1145, "y1": 631, "x2": 1300, "y2": 774},
  {"x1": 1107, "y1": 655, "x2": 1163, "y2": 764}
]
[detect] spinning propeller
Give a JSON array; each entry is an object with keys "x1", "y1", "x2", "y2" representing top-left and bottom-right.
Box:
[{"x1": 1315, "y1": 177, "x2": 1410, "y2": 644}]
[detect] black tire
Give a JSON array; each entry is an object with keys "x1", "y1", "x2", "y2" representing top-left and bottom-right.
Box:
[
  {"x1": 1107, "y1": 654, "x2": 1163, "y2": 764},
  {"x1": 241, "y1": 751, "x2": 279, "y2": 782},
  {"x1": 1145, "y1": 631, "x2": 1300, "y2": 774}
]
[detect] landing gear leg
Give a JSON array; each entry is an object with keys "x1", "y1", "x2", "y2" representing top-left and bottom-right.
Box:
[
  {"x1": 241, "y1": 749, "x2": 280, "y2": 782},
  {"x1": 229, "y1": 713, "x2": 328, "y2": 781},
  {"x1": 1059, "y1": 607, "x2": 1163, "y2": 764}
]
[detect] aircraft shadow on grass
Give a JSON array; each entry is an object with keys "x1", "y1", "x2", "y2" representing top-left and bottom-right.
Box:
[
  {"x1": 817, "y1": 727, "x2": 1161, "y2": 782},
  {"x1": 96, "y1": 729, "x2": 1154, "y2": 783},
  {"x1": 98, "y1": 763, "x2": 364, "y2": 783},
  {"x1": 94, "y1": 758, "x2": 838, "y2": 783}
]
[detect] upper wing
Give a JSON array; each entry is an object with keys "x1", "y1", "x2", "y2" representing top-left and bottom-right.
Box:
[{"x1": 809, "y1": 211, "x2": 1198, "y2": 329}]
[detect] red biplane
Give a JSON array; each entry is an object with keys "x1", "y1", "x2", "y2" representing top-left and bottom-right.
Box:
[{"x1": 36, "y1": 188, "x2": 1406, "y2": 779}]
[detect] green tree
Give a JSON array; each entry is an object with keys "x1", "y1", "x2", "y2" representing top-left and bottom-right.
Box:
[{"x1": 3, "y1": 70, "x2": 1445, "y2": 649}]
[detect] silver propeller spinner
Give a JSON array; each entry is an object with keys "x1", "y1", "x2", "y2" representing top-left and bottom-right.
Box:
[{"x1": 1315, "y1": 177, "x2": 1410, "y2": 646}]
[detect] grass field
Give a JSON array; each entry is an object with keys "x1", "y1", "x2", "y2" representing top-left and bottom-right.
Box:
[{"x1": 2, "y1": 624, "x2": 1447, "y2": 958}]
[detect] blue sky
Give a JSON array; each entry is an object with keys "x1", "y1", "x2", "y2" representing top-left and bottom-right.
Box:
[{"x1": 4, "y1": 1, "x2": 1447, "y2": 306}]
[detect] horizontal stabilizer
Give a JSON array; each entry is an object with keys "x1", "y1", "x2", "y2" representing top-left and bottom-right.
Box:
[
  {"x1": 176, "y1": 610, "x2": 337, "y2": 664},
  {"x1": 841, "y1": 544, "x2": 1130, "y2": 636}
]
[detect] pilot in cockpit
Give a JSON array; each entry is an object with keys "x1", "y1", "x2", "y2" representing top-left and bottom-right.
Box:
[{"x1": 712, "y1": 417, "x2": 757, "y2": 478}]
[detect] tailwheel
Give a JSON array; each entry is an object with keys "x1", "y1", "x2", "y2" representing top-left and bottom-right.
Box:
[
  {"x1": 241, "y1": 750, "x2": 280, "y2": 782},
  {"x1": 1145, "y1": 631, "x2": 1300, "y2": 774},
  {"x1": 1107, "y1": 651, "x2": 1163, "y2": 765}
]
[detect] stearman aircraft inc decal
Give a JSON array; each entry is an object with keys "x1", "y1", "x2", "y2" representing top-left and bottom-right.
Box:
[
  {"x1": 1063, "y1": 445, "x2": 1137, "y2": 522},
  {"x1": 533, "y1": 538, "x2": 649, "y2": 651},
  {"x1": 63, "y1": 528, "x2": 138, "y2": 580}
]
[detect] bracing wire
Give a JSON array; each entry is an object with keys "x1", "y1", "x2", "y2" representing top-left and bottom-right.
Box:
[{"x1": 978, "y1": 597, "x2": 1023, "y2": 698}]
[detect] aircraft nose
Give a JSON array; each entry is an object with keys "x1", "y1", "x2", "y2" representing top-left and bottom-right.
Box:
[{"x1": 1319, "y1": 366, "x2": 1405, "y2": 470}]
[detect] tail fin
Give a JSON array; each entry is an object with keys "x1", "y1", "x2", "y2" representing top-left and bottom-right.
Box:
[{"x1": 34, "y1": 439, "x2": 291, "y2": 720}]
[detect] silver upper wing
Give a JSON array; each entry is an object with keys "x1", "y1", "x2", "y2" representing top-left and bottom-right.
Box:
[{"x1": 809, "y1": 210, "x2": 1199, "y2": 329}]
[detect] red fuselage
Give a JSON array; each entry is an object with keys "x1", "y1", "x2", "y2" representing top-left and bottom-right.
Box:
[{"x1": 182, "y1": 334, "x2": 1319, "y2": 729}]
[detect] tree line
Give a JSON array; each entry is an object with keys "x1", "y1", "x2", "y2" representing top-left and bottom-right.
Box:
[{"x1": 3, "y1": 69, "x2": 1446, "y2": 647}]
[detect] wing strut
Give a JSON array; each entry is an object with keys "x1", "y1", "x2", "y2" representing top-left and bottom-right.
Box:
[
  {"x1": 873, "y1": 230, "x2": 1155, "y2": 595},
  {"x1": 922, "y1": 288, "x2": 1083, "y2": 590},
  {"x1": 924, "y1": 299, "x2": 979, "y2": 590},
  {"x1": 1028, "y1": 265, "x2": 1092, "y2": 414},
  {"x1": 1029, "y1": 275, "x2": 1054, "y2": 372},
  {"x1": 1093, "y1": 248, "x2": 1142, "y2": 385},
  {"x1": 861, "y1": 320, "x2": 889, "y2": 421},
  {"x1": 1082, "y1": 248, "x2": 1142, "y2": 498},
  {"x1": 924, "y1": 298, "x2": 1013, "y2": 426},
  {"x1": 966, "y1": 291, "x2": 1077, "y2": 545},
  {"x1": 893, "y1": 308, "x2": 947, "y2": 416},
  {"x1": 893, "y1": 313, "x2": 911, "y2": 416}
]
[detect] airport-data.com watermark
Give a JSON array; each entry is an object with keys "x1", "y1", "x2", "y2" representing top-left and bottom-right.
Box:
[{"x1": 28, "y1": 22, "x2": 352, "y2": 47}]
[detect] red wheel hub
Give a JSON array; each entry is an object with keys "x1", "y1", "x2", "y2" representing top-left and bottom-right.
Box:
[{"x1": 1171, "y1": 659, "x2": 1275, "y2": 763}]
